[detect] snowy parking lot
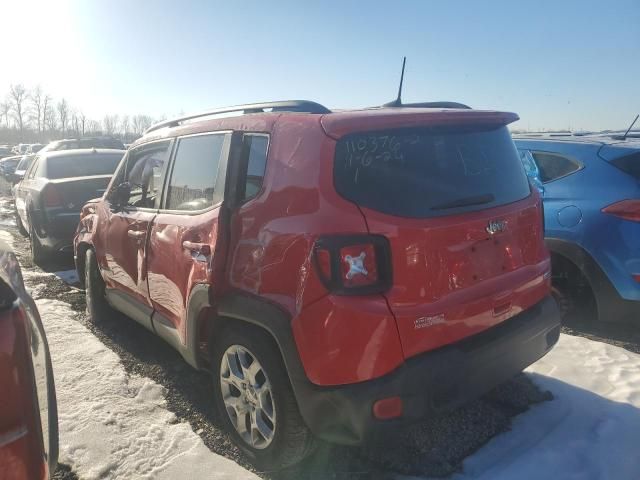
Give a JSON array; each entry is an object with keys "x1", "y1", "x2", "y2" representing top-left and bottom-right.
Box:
[{"x1": 0, "y1": 185, "x2": 639, "y2": 479}]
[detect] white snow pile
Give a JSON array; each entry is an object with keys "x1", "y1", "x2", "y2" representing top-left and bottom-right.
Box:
[
  {"x1": 0, "y1": 229, "x2": 14, "y2": 249},
  {"x1": 35, "y1": 297, "x2": 258, "y2": 480},
  {"x1": 445, "y1": 334, "x2": 640, "y2": 480}
]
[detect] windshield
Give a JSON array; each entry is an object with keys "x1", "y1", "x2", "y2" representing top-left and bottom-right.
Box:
[
  {"x1": 46, "y1": 152, "x2": 123, "y2": 179},
  {"x1": 334, "y1": 125, "x2": 530, "y2": 218}
]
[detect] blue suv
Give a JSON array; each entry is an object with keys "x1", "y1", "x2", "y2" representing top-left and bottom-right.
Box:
[{"x1": 514, "y1": 133, "x2": 640, "y2": 323}]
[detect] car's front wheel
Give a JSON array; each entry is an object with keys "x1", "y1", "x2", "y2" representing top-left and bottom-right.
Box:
[
  {"x1": 85, "y1": 248, "x2": 111, "y2": 323},
  {"x1": 212, "y1": 325, "x2": 316, "y2": 470}
]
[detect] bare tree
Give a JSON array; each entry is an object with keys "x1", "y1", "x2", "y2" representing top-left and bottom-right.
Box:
[
  {"x1": 69, "y1": 109, "x2": 79, "y2": 136},
  {"x1": 86, "y1": 119, "x2": 100, "y2": 134},
  {"x1": 9, "y1": 84, "x2": 28, "y2": 136},
  {"x1": 42, "y1": 94, "x2": 52, "y2": 135},
  {"x1": 102, "y1": 114, "x2": 119, "y2": 135},
  {"x1": 132, "y1": 114, "x2": 153, "y2": 136},
  {"x1": 29, "y1": 85, "x2": 45, "y2": 135},
  {"x1": 45, "y1": 103, "x2": 57, "y2": 133},
  {"x1": 79, "y1": 112, "x2": 87, "y2": 136},
  {"x1": 0, "y1": 101, "x2": 10, "y2": 127},
  {"x1": 120, "y1": 115, "x2": 130, "y2": 140},
  {"x1": 57, "y1": 99, "x2": 69, "y2": 136}
]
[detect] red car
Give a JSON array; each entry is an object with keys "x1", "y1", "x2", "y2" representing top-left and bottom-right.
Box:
[
  {"x1": 0, "y1": 241, "x2": 58, "y2": 479},
  {"x1": 74, "y1": 100, "x2": 560, "y2": 468}
]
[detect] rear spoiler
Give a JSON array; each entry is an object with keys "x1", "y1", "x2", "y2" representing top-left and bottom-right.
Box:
[{"x1": 320, "y1": 109, "x2": 519, "y2": 139}]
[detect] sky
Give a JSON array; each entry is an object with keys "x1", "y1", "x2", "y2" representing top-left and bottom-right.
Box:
[{"x1": 1, "y1": 0, "x2": 638, "y2": 131}]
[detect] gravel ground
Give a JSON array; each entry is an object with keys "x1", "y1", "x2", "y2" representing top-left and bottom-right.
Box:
[{"x1": 0, "y1": 177, "x2": 580, "y2": 479}]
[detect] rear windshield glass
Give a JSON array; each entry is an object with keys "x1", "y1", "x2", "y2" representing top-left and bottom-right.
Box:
[
  {"x1": 610, "y1": 151, "x2": 640, "y2": 180},
  {"x1": 46, "y1": 153, "x2": 123, "y2": 179},
  {"x1": 334, "y1": 125, "x2": 530, "y2": 218}
]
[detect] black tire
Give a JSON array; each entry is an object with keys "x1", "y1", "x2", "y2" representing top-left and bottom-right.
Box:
[
  {"x1": 85, "y1": 248, "x2": 111, "y2": 323},
  {"x1": 551, "y1": 277, "x2": 596, "y2": 325},
  {"x1": 211, "y1": 325, "x2": 316, "y2": 470},
  {"x1": 15, "y1": 210, "x2": 27, "y2": 236},
  {"x1": 28, "y1": 219, "x2": 47, "y2": 265}
]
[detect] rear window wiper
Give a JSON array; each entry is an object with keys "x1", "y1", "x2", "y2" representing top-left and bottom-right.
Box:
[{"x1": 431, "y1": 193, "x2": 495, "y2": 211}]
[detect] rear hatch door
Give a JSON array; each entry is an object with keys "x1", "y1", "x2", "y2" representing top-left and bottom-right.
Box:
[{"x1": 331, "y1": 115, "x2": 548, "y2": 358}]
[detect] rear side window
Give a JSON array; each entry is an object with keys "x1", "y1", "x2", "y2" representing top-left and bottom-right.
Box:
[
  {"x1": 334, "y1": 125, "x2": 530, "y2": 218},
  {"x1": 166, "y1": 133, "x2": 226, "y2": 211},
  {"x1": 609, "y1": 151, "x2": 640, "y2": 180},
  {"x1": 531, "y1": 152, "x2": 581, "y2": 183},
  {"x1": 25, "y1": 157, "x2": 39, "y2": 179},
  {"x1": 46, "y1": 153, "x2": 124, "y2": 179},
  {"x1": 17, "y1": 156, "x2": 33, "y2": 172},
  {"x1": 241, "y1": 134, "x2": 268, "y2": 201}
]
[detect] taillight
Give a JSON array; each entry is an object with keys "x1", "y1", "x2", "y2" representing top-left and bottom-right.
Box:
[
  {"x1": 602, "y1": 200, "x2": 640, "y2": 222},
  {"x1": 313, "y1": 235, "x2": 391, "y2": 295},
  {"x1": 42, "y1": 185, "x2": 63, "y2": 208}
]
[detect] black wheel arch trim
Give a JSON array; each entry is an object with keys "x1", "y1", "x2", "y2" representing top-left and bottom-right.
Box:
[
  {"x1": 182, "y1": 283, "x2": 211, "y2": 369},
  {"x1": 213, "y1": 293, "x2": 339, "y2": 440},
  {"x1": 214, "y1": 293, "x2": 309, "y2": 386},
  {"x1": 545, "y1": 237, "x2": 630, "y2": 321}
]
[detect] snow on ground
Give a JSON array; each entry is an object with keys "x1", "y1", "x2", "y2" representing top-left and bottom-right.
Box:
[
  {"x1": 0, "y1": 228, "x2": 14, "y2": 248},
  {"x1": 439, "y1": 334, "x2": 640, "y2": 480},
  {"x1": 34, "y1": 297, "x2": 258, "y2": 480}
]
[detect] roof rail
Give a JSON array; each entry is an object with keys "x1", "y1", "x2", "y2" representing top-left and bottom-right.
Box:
[{"x1": 145, "y1": 100, "x2": 331, "y2": 134}]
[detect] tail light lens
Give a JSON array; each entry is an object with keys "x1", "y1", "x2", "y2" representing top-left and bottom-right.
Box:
[
  {"x1": 602, "y1": 200, "x2": 640, "y2": 222},
  {"x1": 313, "y1": 235, "x2": 391, "y2": 295},
  {"x1": 42, "y1": 185, "x2": 63, "y2": 208}
]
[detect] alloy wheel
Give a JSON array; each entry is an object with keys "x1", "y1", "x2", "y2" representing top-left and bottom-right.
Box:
[{"x1": 219, "y1": 344, "x2": 276, "y2": 449}]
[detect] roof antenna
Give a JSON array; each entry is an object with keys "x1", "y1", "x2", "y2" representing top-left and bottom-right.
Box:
[
  {"x1": 621, "y1": 114, "x2": 639, "y2": 140},
  {"x1": 383, "y1": 57, "x2": 406, "y2": 107}
]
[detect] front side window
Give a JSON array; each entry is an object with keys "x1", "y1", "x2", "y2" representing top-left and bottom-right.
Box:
[
  {"x1": 241, "y1": 134, "x2": 268, "y2": 201},
  {"x1": 165, "y1": 133, "x2": 227, "y2": 211},
  {"x1": 531, "y1": 151, "x2": 581, "y2": 183},
  {"x1": 108, "y1": 140, "x2": 171, "y2": 208}
]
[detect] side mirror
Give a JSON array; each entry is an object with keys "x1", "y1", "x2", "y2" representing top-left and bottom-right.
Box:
[{"x1": 111, "y1": 182, "x2": 131, "y2": 208}]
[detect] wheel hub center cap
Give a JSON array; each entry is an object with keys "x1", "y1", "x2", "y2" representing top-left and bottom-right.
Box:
[{"x1": 245, "y1": 387, "x2": 257, "y2": 405}]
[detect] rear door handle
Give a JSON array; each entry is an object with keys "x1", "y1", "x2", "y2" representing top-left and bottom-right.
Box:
[
  {"x1": 182, "y1": 241, "x2": 211, "y2": 256},
  {"x1": 127, "y1": 230, "x2": 146, "y2": 239}
]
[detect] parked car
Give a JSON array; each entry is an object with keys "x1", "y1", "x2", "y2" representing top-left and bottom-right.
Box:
[
  {"x1": 39, "y1": 137, "x2": 125, "y2": 154},
  {"x1": 515, "y1": 133, "x2": 640, "y2": 323},
  {"x1": 0, "y1": 145, "x2": 14, "y2": 160},
  {"x1": 10, "y1": 155, "x2": 35, "y2": 185},
  {"x1": 0, "y1": 240, "x2": 58, "y2": 479},
  {"x1": 26, "y1": 144, "x2": 45, "y2": 154},
  {"x1": 15, "y1": 144, "x2": 30, "y2": 155},
  {"x1": 0, "y1": 155, "x2": 22, "y2": 178},
  {"x1": 74, "y1": 100, "x2": 560, "y2": 469},
  {"x1": 15, "y1": 148, "x2": 125, "y2": 263}
]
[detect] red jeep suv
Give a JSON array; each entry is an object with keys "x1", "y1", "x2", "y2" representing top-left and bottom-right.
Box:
[{"x1": 74, "y1": 100, "x2": 560, "y2": 468}]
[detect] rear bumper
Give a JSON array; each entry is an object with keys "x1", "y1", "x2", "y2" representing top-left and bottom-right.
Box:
[
  {"x1": 33, "y1": 211, "x2": 79, "y2": 252},
  {"x1": 294, "y1": 295, "x2": 560, "y2": 445}
]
